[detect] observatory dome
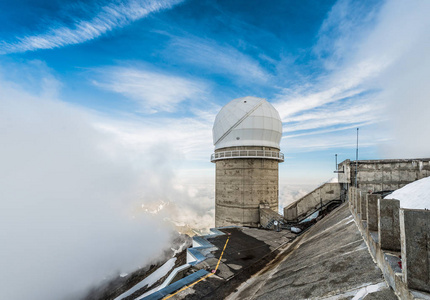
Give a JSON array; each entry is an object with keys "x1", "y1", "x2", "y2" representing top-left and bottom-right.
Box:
[{"x1": 213, "y1": 96, "x2": 283, "y2": 150}]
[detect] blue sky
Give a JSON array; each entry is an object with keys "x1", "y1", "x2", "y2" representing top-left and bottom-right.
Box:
[
  {"x1": 1, "y1": 1, "x2": 430, "y2": 298},
  {"x1": 1, "y1": 0, "x2": 430, "y2": 183}
]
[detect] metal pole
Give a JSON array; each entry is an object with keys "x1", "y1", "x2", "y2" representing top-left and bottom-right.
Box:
[
  {"x1": 335, "y1": 154, "x2": 338, "y2": 171},
  {"x1": 355, "y1": 128, "x2": 359, "y2": 188}
]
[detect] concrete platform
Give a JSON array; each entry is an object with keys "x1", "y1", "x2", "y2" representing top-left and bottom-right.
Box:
[
  {"x1": 165, "y1": 204, "x2": 397, "y2": 299},
  {"x1": 167, "y1": 227, "x2": 295, "y2": 299}
]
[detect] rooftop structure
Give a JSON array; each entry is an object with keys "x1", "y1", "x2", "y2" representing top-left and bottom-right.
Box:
[
  {"x1": 211, "y1": 97, "x2": 284, "y2": 227},
  {"x1": 212, "y1": 96, "x2": 283, "y2": 161}
]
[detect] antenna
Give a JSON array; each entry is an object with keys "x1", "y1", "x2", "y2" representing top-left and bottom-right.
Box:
[
  {"x1": 334, "y1": 154, "x2": 344, "y2": 173},
  {"x1": 355, "y1": 128, "x2": 359, "y2": 188}
]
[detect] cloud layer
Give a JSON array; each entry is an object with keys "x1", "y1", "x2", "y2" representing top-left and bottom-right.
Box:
[
  {"x1": 92, "y1": 66, "x2": 207, "y2": 113},
  {"x1": 274, "y1": 0, "x2": 430, "y2": 158},
  {"x1": 0, "y1": 67, "x2": 176, "y2": 299}
]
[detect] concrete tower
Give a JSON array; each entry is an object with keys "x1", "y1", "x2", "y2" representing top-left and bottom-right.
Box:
[{"x1": 211, "y1": 96, "x2": 284, "y2": 227}]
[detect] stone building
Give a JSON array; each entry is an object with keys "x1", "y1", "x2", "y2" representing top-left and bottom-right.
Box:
[{"x1": 338, "y1": 158, "x2": 430, "y2": 196}]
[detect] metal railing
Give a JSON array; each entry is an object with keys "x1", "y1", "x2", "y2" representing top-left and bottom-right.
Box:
[
  {"x1": 211, "y1": 150, "x2": 284, "y2": 162},
  {"x1": 288, "y1": 199, "x2": 343, "y2": 225}
]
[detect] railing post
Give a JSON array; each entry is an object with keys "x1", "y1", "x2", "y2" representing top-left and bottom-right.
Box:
[
  {"x1": 210, "y1": 150, "x2": 284, "y2": 161},
  {"x1": 400, "y1": 208, "x2": 430, "y2": 292},
  {"x1": 357, "y1": 191, "x2": 362, "y2": 216},
  {"x1": 378, "y1": 198, "x2": 400, "y2": 251},
  {"x1": 354, "y1": 188, "x2": 358, "y2": 214},
  {"x1": 366, "y1": 194, "x2": 379, "y2": 232},
  {"x1": 361, "y1": 192, "x2": 367, "y2": 220}
]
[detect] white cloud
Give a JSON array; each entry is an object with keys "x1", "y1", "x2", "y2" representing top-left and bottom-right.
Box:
[
  {"x1": 283, "y1": 100, "x2": 384, "y2": 134},
  {"x1": 273, "y1": 57, "x2": 384, "y2": 122},
  {"x1": 93, "y1": 66, "x2": 208, "y2": 113},
  {"x1": 94, "y1": 114, "x2": 214, "y2": 162},
  {"x1": 313, "y1": 0, "x2": 382, "y2": 69},
  {"x1": 283, "y1": 130, "x2": 387, "y2": 153},
  {"x1": 0, "y1": 0, "x2": 183, "y2": 54},
  {"x1": 371, "y1": 0, "x2": 430, "y2": 158},
  {"x1": 314, "y1": 0, "x2": 430, "y2": 158},
  {"x1": 273, "y1": 0, "x2": 430, "y2": 159},
  {"x1": 278, "y1": 183, "x2": 315, "y2": 210}
]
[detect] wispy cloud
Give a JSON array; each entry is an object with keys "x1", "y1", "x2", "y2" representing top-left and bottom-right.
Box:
[
  {"x1": 273, "y1": 55, "x2": 385, "y2": 121},
  {"x1": 313, "y1": 0, "x2": 382, "y2": 69},
  {"x1": 92, "y1": 65, "x2": 207, "y2": 113},
  {"x1": 283, "y1": 129, "x2": 388, "y2": 153},
  {"x1": 273, "y1": 0, "x2": 430, "y2": 159},
  {"x1": 283, "y1": 99, "x2": 384, "y2": 134},
  {"x1": 94, "y1": 115, "x2": 214, "y2": 162},
  {"x1": 272, "y1": 63, "x2": 384, "y2": 151},
  {"x1": 0, "y1": 0, "x2": 183, "y2": 54},
  {"x1": 166, "y1": 35, "x2": 270, "y2": 83}
]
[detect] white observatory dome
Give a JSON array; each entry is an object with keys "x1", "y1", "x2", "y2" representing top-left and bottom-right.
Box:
[{"x1": 213, "y1": 96, "x2": 283, "y2": 150}]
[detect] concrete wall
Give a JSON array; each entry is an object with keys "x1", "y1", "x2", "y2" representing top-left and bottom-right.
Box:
[
  {"x1": 338, "y1": 158, "x2": 430, "y2": 193},
  {"x1": 284, "y1": 182, "x2": 341, "y2": 222},
  {"x1": 400, "y1": 208, "x2": 430, "y2": 293},
  {"x1": 215, "y1": 146, "x2": 280, "y2": 227},
  {"x1": 338, "y1": 159, "x2": 351, "y2": 184}
]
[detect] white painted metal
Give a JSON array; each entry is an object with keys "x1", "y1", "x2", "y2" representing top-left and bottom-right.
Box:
[
  {"x1": 210, "y1": 149, "x2": 284, "y2": 162},
  {"x1": 212, "y1": 96, "x2": 283, "y2": 150}
]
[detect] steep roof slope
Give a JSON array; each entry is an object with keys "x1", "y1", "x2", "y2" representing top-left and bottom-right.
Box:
[{"x1": 227, "y1": 204, "x2": 396, "y2": 299}]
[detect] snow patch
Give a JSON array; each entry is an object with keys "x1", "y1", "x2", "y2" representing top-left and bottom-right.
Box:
[
  {"x1": 351, "y1": 282, "x2": 386, "y2": 300},
  {"x1": 171, "y1": 241, "x2": 188, "y2": 257},
  {"x1": 384, "y1": 176, "x2": 430, "y2": 209},
  {"x1": 326, "y1": 177, "x2": 339, "y2": 183},
  {"x1": 299, "y1": 211, "x2": 319, "y2": 223},
  {"x1": 113, "y1": 257, "x2": 176, "y2": 300},
  {"x1": 345, "y1": 218, "x2": 355, "y2": 225},
  {"x1": 291, "y1": 227, "x2": 302, "y2": 233}
]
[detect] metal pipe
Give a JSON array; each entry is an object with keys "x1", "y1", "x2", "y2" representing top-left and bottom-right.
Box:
[{"x1": 355, "y1": 128, "x2": 359, "y2": 188}]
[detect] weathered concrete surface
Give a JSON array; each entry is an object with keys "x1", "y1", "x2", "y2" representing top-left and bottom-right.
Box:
[
  {"x1": 367, "y1": 194, "x2": 379, "y2": 231},
  {"x1": 227, "y1": 203, "x2": 395, "y2": 300},
  {"x1": 378, "y1": 199, "x2": 401, "y2": 251},
  {"x1": 284, "y1": 182, "x2": 341, "y2": 222},
  {"x1": 400, "y1": 208, "x2": 430, "y2": 293},
  {"x1": 215, "y1": 146, "x2": 280, "y2": 227},
  {"x1": 338, "y1": 158, "x2": 430, "y2": 193}
]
